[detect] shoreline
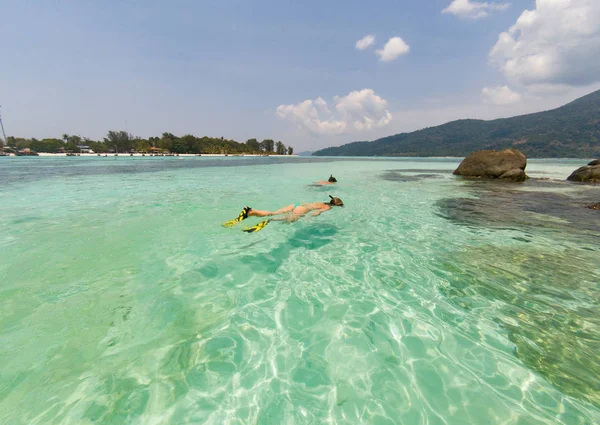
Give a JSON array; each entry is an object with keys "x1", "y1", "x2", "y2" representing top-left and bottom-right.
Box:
[
  {"x1": 2, "y1": 153, "x2": 298, "y2": 158},
  {"x1": 1, "y1": 153, "x2": 593, "y2": 161}
]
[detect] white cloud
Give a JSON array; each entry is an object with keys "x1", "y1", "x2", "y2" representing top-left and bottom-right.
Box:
[
  {"x1": 482, "y1": 85, "x2": 522, "y2": 105},
  {"x1": 490, "y1": 0, "x2": 600, "y2": 87},
  {"x1": 356, "y1": 34, "x2": 376, "y2": 50},
  {"x1": 376, "y1": 37, "x2": 410, "y2": 62},
  {"x1": 442, "y1": 0, "x2": 509, "y2": 19},
  {"x1": 276, "y1": 89, "x2": 392, "y2": 135}
]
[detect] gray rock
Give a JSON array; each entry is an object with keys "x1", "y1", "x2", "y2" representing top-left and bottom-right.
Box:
[
  {"x1": 454, "y1": 149, "x2": 528, "y2": 181},
  {"x1": 567, "y1": 165, "x2": 600, "y2": 183},
  {"x1": 588, "y1": 159, "x2": 600, "y2": 166}
]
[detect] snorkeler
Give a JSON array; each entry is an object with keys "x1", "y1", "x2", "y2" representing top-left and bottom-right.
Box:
[
  {"x1": 314, "y1": 175, "x2": 337, "y2": 185},
  {"x1": 223, "y1": 196, "x2": 344, "y2": 233}
]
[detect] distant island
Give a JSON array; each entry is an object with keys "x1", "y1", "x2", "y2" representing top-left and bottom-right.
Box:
[
  {"x1": 0, "y1": 131, "x2": 294, "y2": 156},
  {"x1": 313, "y1": 89, "x2": 600, "y2": 158}
]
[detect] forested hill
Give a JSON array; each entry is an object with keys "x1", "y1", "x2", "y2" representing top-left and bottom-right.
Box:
[{"x1": 313, "y1": 89, "x2": 600, "y2": 158}]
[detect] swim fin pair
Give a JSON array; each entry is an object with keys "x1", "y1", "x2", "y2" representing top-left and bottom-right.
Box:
[{"x1": 223, "y1": 207, "x2": 270, "y2": 233}]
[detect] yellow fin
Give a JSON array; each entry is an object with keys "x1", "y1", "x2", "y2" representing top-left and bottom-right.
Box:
[
  {"x1": 223, "y1": 207, "x2": 250, "y2": 227},
  {"x1": 243, "y1": 220, "x2": 270, "y2": 233}
]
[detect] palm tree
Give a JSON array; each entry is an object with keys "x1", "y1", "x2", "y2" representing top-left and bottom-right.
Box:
[{"x1": 62, "y1": 133, "x2": 69, "y2": 144}]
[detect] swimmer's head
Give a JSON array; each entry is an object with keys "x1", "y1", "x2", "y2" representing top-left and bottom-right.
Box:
[
  {"x1": 328, "y1": 175, "x2": 337, "y2": 183},
  {"x1": 328, "y1": 195, "x2": 344, "y2": 207}
]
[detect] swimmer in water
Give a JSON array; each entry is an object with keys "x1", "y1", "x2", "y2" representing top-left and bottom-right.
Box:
[
  {"x1": 223, "y1": 196, "x2": 344, "y2": 232},
  {"x1": 314, "y1": 175, "x2": 337, "y2": 185}
]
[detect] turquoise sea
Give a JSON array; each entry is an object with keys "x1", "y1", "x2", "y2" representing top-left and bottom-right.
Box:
[{"x1": 1, "y1": 156, "x2": 599, "y2": 425}]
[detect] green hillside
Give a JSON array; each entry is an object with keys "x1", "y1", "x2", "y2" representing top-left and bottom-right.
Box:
[{"x1": 313, "y1": 89, "x2": 600, "y2": 157}]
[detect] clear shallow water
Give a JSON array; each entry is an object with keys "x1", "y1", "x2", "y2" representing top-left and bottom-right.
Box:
[{"x1": 0, "y1": 156, "x2": 599, "y2": 425}]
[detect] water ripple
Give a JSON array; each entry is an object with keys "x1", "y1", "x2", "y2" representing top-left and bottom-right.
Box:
[{"x1": 0, "y1": 157, "x2": 599, "y2": 424}]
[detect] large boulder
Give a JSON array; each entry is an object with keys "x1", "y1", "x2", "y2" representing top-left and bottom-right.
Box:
[
  {"x1": 453, "y1": 149, "x2": 528, "y2": 182},
  {"x1": 567, "y1": 165, "x2": 600, "y2": 183},
  {"x1": 588, "y1": 159, "x2": 600, "y2": 166}
]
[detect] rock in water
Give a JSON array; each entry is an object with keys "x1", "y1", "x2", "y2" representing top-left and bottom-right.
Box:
[
  {"x1": 453, "y1": 149, "x2": 528, "y2": 182},
  {"x1": 586, "y1": 203, "x2": 600, "y2": 210},
  {"x1": 567, "y1": 165, "x2": 600, "y2": 183},
  {"x1": 498, "y1": 168, "x2": 528, "y2": 181},
  {"x1": 588, "y1": 159, "x2": 600, "y2": 166}
]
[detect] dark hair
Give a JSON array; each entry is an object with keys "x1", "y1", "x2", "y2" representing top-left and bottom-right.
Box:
[
  {"x1": 328, "y1": 195, "x2": 344, "y2": 206},
  {"x1": 328, "y1": 175, "x2": 337, "y2": 183}
]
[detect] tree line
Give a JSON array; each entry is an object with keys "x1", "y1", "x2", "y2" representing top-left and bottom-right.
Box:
[{"x1": 1, "y1": 131, "x2": 294, "y2": 155}]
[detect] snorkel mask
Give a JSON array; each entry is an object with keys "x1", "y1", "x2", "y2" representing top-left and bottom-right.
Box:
[{"x1": 328, "y1": 195, "x2": 344, "y2": 206}]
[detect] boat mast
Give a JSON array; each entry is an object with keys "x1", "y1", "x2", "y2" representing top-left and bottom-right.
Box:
[{"x1": 0, "y1": 105, "x2": 7, "y2": 146}]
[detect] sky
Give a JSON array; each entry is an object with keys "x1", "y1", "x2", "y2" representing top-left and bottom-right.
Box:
[{"x1": 2, "y1": 0, "x2": 600, "y2": 151}]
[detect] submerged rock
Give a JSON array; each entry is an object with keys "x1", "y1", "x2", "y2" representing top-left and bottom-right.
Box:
[
  {"x1": 453, "y1": 149, "x2": 528, "y2": 182},
  {"x1": 567, "y1": 164, "x2": 600, "y2": 183},
  {"x1": 435, "y1": 182, "x2": 600, "y2": 237},
  {"x1": 436, "y1": 245, "x2": 600, "y2": 408},
  {"x1": 588, "y1": 159, "x2": 600, "y2": 166},
  {"x1": 586, "y1": 202, "x2": 600, "y2": 210},
  {"x1": 381, "y1": 170, "x2": 444, "y2": 182}
]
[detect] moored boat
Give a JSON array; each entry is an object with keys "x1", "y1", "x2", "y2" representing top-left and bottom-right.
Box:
[{"x1": 16, "y1": 148, "x2": 39, "y2": 156}]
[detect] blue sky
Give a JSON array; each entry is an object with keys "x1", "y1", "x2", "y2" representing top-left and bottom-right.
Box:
[{"x1": 2, "y1": 0, "x2": 600, "y2": 151}]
